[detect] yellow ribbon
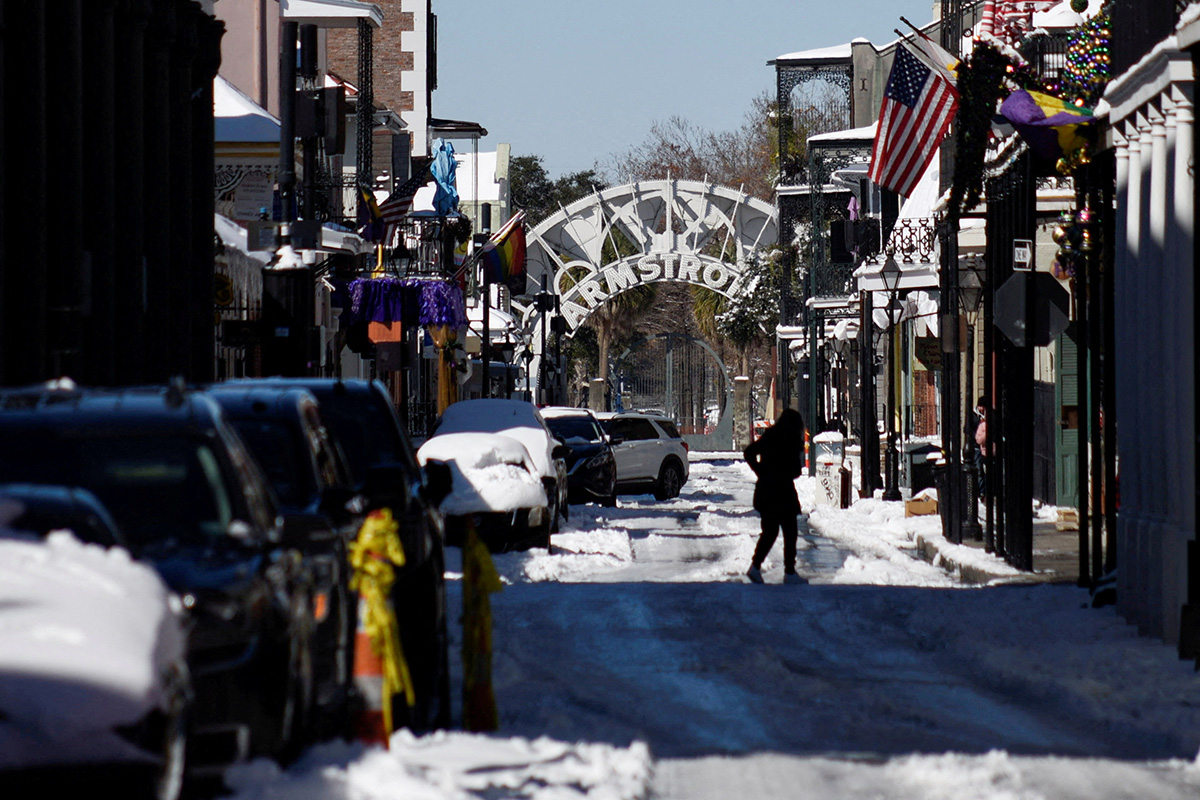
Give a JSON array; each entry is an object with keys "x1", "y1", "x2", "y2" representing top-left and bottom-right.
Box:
[
  {"x1": 462, "y1": 526, "x2": 503, "y2": 731},
  {"x1": 348, "y1": 508, "x2": 415, "y2": 735}
]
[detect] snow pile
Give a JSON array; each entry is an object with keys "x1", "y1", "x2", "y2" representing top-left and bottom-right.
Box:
[
  {"x1": 224, "y1": 731, "x2": 653, "y2": 800},
  {"x1": 0, "y1": 528, "x2": 186, "y2": 767},
  {"x1": 418, "y1": 433, "x2": 548, "y2": 516},
  {"x1": 805, "y1": 484, "x2": 1027, "y2": 586}
]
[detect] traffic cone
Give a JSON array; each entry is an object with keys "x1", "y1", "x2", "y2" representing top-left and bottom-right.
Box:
[
  {"x1": 351, "y1": 595, "x2": 389, "y2": 747},
  {"x1": 346, "y1": 508, "x2": 416, "y2": 749}
]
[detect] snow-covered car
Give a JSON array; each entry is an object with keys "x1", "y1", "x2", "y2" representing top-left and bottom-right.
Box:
[
  {"x1": 418, "y1": 433, "x2": 549, "y2": 552},
  {"x1": 541, "y1": 407, "x2": 617, "y2": 507},
  {"x1": 594, "y1": 412, "x2": 690, "y2": 500},
  {"x1": 431, "y1": 399, "x2": 570, "y2": 530},
  {"x1": 0, "y1": 522, "x2": 190, "y2": 800},
  {"x1": 0, "y1": 383, "x2": 318, "y2": 772}
]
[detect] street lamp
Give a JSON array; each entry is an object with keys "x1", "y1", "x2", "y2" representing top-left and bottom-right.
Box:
[
  {"x1": 880, "y1": 254, "x2": 903, "y2": 502},
  {"x1": 958, "y1": 256, "x2": 985, "y2": 540},
  {"x1": 496, "y1": 338, "x2": 517, "y2": 399}
]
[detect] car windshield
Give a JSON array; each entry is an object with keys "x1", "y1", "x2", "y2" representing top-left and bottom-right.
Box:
[
  {"x1": 0, "y1": 435, "x2": 234, "y2": 548},
  {"x1": 313, "y1": 396, "x2": 409, "y2": 485},
  {"x1": 545, "y1": 416, "x2": 603, "y2": 444},
  {"x1": 226, "y1": 419, "x2": 316, "y2": 509}
]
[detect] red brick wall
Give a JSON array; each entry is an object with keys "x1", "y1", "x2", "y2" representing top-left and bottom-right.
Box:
[{"x1": 326, "y1": 1, "x2": 414, "y2": 113}]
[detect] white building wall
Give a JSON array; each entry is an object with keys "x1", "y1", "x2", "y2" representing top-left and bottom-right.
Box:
[
  {"x1": 402, "y1": 0, "x2": 431, "y2": 157},
  {"x1": 1105, "y1": 40, "x2": 1196, "y2": 644}
]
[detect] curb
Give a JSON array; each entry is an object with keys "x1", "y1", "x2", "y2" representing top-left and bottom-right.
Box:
[{"x1": 912, "y1": 531, "x2": 1029, "y2": 586}]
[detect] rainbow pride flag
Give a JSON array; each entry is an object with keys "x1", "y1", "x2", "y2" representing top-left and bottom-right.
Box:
[{"x1": 480, "y1": 211, "x2": 527, "y2": 295}]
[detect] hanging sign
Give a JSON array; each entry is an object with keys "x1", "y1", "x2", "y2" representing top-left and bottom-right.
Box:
[{"x1": 557, "y1": 253, "x2": 746, "y2": 332}]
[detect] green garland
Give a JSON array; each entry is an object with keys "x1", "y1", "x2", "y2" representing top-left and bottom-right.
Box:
[{"x1": 949, "y1": 44, "x2": 1020, "y2": 217}]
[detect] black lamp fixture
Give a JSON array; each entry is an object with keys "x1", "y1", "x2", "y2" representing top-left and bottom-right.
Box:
[
  {"x1": 958, "y1": 256, "x2": 984, "y2": 316},
  {"x1": 496, "y1": 338, "x2": 516, "y2": 365},
  {"x1": 880, "y1": 254, "x2": 903, "y2": 502}
]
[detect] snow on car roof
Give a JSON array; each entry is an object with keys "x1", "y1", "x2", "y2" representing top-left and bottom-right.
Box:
[
  {"x1": 417, "y1": 432, "x2": 534, "y2": 471},
  {"x1": 540, "y1": 407, "x2": 596, "y2": 419}
]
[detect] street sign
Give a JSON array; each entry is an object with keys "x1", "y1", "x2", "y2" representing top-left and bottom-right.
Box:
[
  {"x1": 994, "y1": 272, "x2": 1070, "y2": 348},
  {"x1": 1013, "y1": 239, "x2": 1033, "y2": 271}
]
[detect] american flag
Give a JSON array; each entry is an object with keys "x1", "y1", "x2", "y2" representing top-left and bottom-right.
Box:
[
  {"x1": 378, "y1": 158, "x2": 434, "y2": 225},
  {"x1": 868, "y1": 44, "x2": 958, "y2": 198}
]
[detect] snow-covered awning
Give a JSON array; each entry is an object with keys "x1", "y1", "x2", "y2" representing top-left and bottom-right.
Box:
[
  {"x1": 280, "y1": 0, "x2": 382, "y2": 28},
  {"x1": 770, "y1": 42, "x2": 853, "y2": 65},
  {"x1": 214, "y1": 76, "x2": 280, "y2": 144},
  {"x1": 215, "y1": 214, "x2": 272, "y2": 264},
  {"x1": 810, "y1": 123, "x2": 877, "y2": 145},
  {"x1": 854, "y1": 259, "x2": 940, "y2": 294}
]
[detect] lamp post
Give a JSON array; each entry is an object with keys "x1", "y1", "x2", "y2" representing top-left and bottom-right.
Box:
[
  {"x1": 881, "y1": 254, "x2": 903, "y2": 502},
  {"x1": 535, "y1": 284, "x2": 553, "y2": 406},
  {"x1": 958, "y1": 257, "x2": 985, "y2": 540}
]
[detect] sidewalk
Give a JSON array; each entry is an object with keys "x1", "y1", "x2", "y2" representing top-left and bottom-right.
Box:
[{"x1": 912, "y1": 511, "x2": 1081, "y2": 586}]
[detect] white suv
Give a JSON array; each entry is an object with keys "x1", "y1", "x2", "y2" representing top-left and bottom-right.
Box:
[{"x1": 595, "y1": 412, "x2": 689, "y2": 500}]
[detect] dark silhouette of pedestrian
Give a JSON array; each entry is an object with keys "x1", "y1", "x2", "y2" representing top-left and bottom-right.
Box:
[
  {"x1": 973, "y1": 396, "x2": 989, "y2": 499},
  {"x1": 744, "y1": 408, "x2": 807, "y2": 584}
]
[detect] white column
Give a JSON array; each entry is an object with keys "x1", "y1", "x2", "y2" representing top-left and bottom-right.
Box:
[
  {"x1": 1176, "y1": 98, "x2": 1195, "y2": 537},
  {"x1": 1166, "y1": 96, "x2": 1196, "y2": 645},
  {"x1": 1147, "y1": 108, "x2": 1169, "y2": 635},
  {"x1": 1113, "y1": 128, "x2": 1134, "y2": 620}
]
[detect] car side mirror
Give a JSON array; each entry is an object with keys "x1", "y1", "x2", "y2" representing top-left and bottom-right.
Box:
[
  {"x1": 552, "y1": 444, "x2": 572, "y2": 460},
  {"x1": 423, "y1": 460, "x2": 453, "y2": 506},
  {"x1": 280, "y1": 511, "x2": 333, "y2": 547},
  {"x1": 608, "y1": 435, "x2": 625, "y2": 445}
]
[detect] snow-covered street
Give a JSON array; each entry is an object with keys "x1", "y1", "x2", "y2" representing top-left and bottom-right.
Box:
[{"x1": 225, "y1": 454, "x2": 1200, "y2": 800}]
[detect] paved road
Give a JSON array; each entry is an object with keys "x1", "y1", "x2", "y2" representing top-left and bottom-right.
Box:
[{"x1": 444, "y1": 456, "x2": 1199, "y2": 799}]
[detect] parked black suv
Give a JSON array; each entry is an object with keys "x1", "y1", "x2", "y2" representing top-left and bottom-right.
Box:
[
  {"x1": 0, "y1": 382, "x2": 317, "y2": 776},
  {"x1": 217, "y1": 378, "x2": 452, "y2": 732},
  {"x1": 205, "y1": 385, "x2": 362, "y2": 738}
]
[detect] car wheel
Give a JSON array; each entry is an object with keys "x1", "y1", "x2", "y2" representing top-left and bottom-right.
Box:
[
  {"x1": 279, "y1": 599, "x2": 315, "y2": 763},
  {"x1": 654, "y1": 461, "x2": 684, "y2": 500}
]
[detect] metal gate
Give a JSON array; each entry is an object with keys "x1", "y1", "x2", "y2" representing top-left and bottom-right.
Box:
[{"x1": 611, "y1": 333, "x2": 733, "y2": 452}]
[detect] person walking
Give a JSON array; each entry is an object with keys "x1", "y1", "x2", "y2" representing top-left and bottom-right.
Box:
[
  {"x1": 973, "y1": 397, "x2": 989, "y2": 499},
  {"x1": 744, "y1": 408, "x2": 807, "y2": 585}
]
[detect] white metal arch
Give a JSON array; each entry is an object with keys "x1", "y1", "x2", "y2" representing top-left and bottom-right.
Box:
[{"x1": 520, "y1": 179, "x2": 778, "y2": 337}]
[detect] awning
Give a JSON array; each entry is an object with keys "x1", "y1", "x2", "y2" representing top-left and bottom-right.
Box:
[
  {"x1": 280, "y1": 0, "x2": 382, "y2": 28},
  {"x1": 214, "y1": 76, "x2": 280, "y2": 144}
]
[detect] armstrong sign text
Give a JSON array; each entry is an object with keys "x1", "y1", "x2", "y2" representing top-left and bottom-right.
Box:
[{"x1": 558, "y1": 253, "x2": 745, "y2": 332}]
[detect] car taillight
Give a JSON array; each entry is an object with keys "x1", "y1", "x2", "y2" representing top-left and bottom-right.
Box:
[{"x1": 681, "y1": 440, "x2": 689, "y2": 452}]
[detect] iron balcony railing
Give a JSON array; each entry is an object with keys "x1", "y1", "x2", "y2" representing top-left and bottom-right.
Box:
[
  {"x1": 1021, "y1": 32, "x2": 1073, "y2": 85},
  {"x1": 865, "y1": 217, "x2": 938, "y2": 266}
]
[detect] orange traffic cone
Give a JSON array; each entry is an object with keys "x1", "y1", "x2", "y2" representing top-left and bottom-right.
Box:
[
  {"x1": 346, "y1": 508, "x2": 415, "y2": 749},
  {"x1": 351, "y1": 596, "x2": 390, "y2": 747}
]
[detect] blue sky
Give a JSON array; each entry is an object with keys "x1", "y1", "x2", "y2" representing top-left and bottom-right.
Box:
[{"x1": 433, "y1": 1, "x2": 941, "y2": 178}]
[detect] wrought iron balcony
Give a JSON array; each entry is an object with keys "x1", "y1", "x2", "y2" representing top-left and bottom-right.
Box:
[
  {"x1": 867, "y1": 217, "x2": 938, "y2": 265},
  {"x1": 1020, "y1": 32, "x2": 1073, "y2": 84}
]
